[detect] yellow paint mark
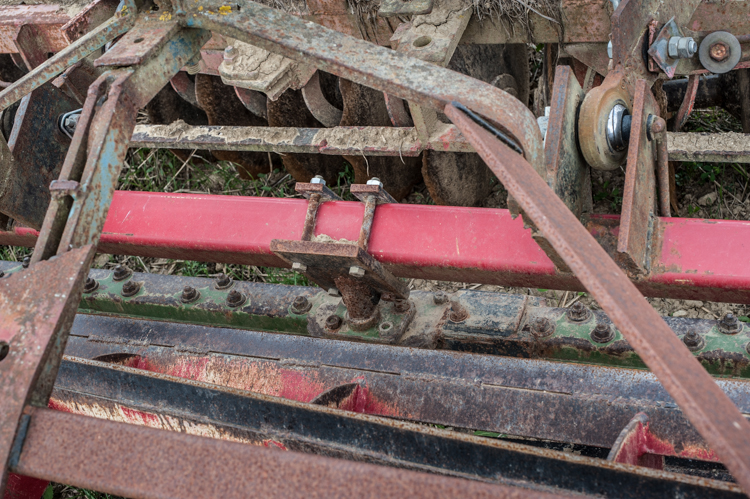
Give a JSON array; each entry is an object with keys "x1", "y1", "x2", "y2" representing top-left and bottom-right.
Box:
[
  {"x1": 198, "y1": 5, "x2": 203, "y2": 10},
  {"x1": 159, "y1": 12, "x2": 172, "y2": 21},
  {"x1": 219, "y1": 5, "x2": 232, "y2": 14}
]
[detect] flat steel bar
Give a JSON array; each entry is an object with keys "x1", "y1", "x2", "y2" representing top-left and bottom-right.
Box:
[
  {"x1": 667, "y1": 133, "x2": 750, "y2": 163},
  {"x1": 61, "y1": 313, "x2": 750, "y2": 457},
  {"x1": 445, "y1": 103, "x2": 750, "y2": 494},
  {"x1": 0, "y1": 11, "x2": 132, "y2": 112},
  {"x1": 129, "y1": 124, "x2": 424, "y2": 156},
  {"x1": 39, "y1": 359, "x2": 745, "y2": 498},
  {"x1": 13, "y1": 408, "x2": 572, "y2": 499},
  {"x1": 1, "y1": 192, "x2": 749, "y2": 303},
  {"x1": 171, "y1": 0, "x2": 545, "y2": 176}
]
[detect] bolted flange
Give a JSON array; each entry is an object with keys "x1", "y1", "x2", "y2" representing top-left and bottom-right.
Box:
[
  {"x1": 291, "y1": 295, "x2": 312, "y2": 314},
  {"x1": 215, "y1": 273, "x2": 233, "y2": 290},
  {"x1": 683, "y1": 330, "x2": 705, "y2": 351},
  {"x1": 567, "y1": 302, "x2": 592, "y2": 323},
  {"x1": 591, "y1": 323, "x2": 615, "y2": 343},
  {"x1": 531, "y1": 317, "x2": 555, "y2": 338},
  {"x1": 325, "y1": 314, "x2": 343, "y2": 331},
  {"x1": 83, "y1": 277, "x2": 99, "y2": 294},
  {"x1": 181, "y1": 286, "x2": 200, "y2": 303},
  {"x1": 226, "y1": 289, "x2": 246, "y2": 308},
  {"x1": 719, "y1": 313, "x2": 742, "y2": 335},
  {"x1": 113, "y1": 265, "x2": 132, "y2": 281},
  {"x1": 121, "y1": 280, "x2": 140, "y2": 297}
]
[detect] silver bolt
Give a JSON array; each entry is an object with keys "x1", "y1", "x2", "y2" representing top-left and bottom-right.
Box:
[
  {"x1": 349, "y1": 266, "x2": 365, "y2": 278},
  {"x1": 292, "y1": 262, "x2": 307, "y2": 272},
  {"x1": 668, "y1": 36, "x2": 698, "y2": 59},
  {"x1": 310, "y1": 175, "x2": 326, "y2": 185},
  {"x1": 366, "y1": 177, "x2": 383, "y2": 188},
  {"x1": 224, "y1": 45, "x2": 237, "y2": 60}
]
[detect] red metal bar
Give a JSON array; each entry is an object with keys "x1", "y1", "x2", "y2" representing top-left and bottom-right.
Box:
[{"x1": 1, "y1": 191, "x2": 748, "y2": 303}]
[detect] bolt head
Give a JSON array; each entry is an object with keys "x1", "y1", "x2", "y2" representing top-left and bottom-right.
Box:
[
  {"x1": 181, "y1": 286, "x2": 199, "y2": 303},
  {"x1": 683, "y1": 330, "x2": 705, "y2": 351},
  {"x1": 719, "y1": 312, "x2": 742, "y2": 334},
  {"x1": 591, "y1": 322, "x2": 615, "y2": 343},
  {"x1": 215, "y1": 273, "x2": 232, "y2": 289},
  {"x1": 709, "y1": 42, "x2": 729, "y2": 61},
  {"x1": 531, "y1": 317, "x2": 555, "y2": 338},
  {"x1": 292, "y1": 262, "x2": 308, "y2": 272},
  {"x1": 83, "y1": 277, "x2": 98, "y2": 293},
  {"x1": 433, "y1": 291, "x2": 448, "y2": 305},
  {"x1": 224, "y1": 45, "x2": 237, "y2": 59},
  {"x1": 291, "y1": 295, "x2": 311, "y2": 314},
  {"x1": 567, "y1": 302, "x2": 592, "y2": 322},
  {"x1": 226, "y1": 289, "x2": 246, "y2": 307},
  {"x1": 113, "y1": 264, "x2": 132, "y2": 281},
  {"x1": 325, "y1": 314, "x2": 343, "y2": 330},
  {"x1": 366, "y1": 177, "x2": 383, "y2": 188},
  {"x1": 349, "y1": 266, "x2": 365, "y2": 278},
  {"x1": 121, "y1": 280, "x2": 140, "y2": 297},
  {"x1": 310, "y1": 175, "x2": 326, "y2": 185},
  {"x1": 394, "y1": 299, "x2": 410, "y2": 313},
  {"x1": 328, "y1": 287, "x2": 340, "y2": 297}
]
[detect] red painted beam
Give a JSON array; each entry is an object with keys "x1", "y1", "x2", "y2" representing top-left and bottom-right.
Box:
[{"x1": 1, "y1": 191, "x2": 748, "y2": 303}]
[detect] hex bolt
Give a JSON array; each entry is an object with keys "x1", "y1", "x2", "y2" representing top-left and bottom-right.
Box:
[
  {"x1": 394, "y1": 299, "x2": 410, "y2": 313},
  {"x1": 566, "y1": 302, "x2": 592, "y2": 323},
  {"x1": 719, "y1": 312, "x2": 742, "y2": 334},
  {"x1": 292, "y1": 262, "x2": 308, "y2": 272},
  {"x1": 530, "y1": 317, "x2": 555, "y2": 338},
  {"x1": 83, "y1": 277, "x2": 99, "y2": 294},
  {"x1": 291, "y1": 295, "x2": 312, "y2": 314},
  {"x1": 121, "y1": 280, "x2": 140, "y2": 297},
  {"x1": 223, "y1": 45, "x2": 237, "y2": 63},
  {"x1": 226, "y1": 289, "x2": 246, "y2": 308},
  {"x1": 310, "y1": 175, "x2": 326, "y2": 185},
  {"x1": 366, "y1": 177, "x2": 383, "y2": 188},
  {"x1": 710, "y1": 42, "x2": 729, "y2": 62},
  {"x1": 215, "y1": 273, "x2": 233, "y2": 289},
  {"x1": 349, "y1": 266, "x2": 365, "y2": 278},
  {"x1": 113, "y1": 264, "x2": 132, "y2": 281},
  {"x1": 591, "y1": 323, "x2": 615, "y2": 343},
  {"x1": 683, "y1": 330, "x2": 705, "y2": 351},
  {"x1": 668, "y1": 36, "x2": 698, "y2": 59},
  {"x1": 22, "y1": 256, "x2": 30, "y2": 269},
  {"x1": 433, "y1": 291, "x2": 448, "y2": 305},
  {"x1": 325, "y1": 314, "x2": 343, "y2": 330},
  {"x1": 181, "y1": 286, "x2": 200, "y2": 303}
]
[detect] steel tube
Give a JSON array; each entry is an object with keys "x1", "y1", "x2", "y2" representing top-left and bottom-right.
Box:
[{"x1": 1, "y1": 191, "x2": 749, "y2": 303}]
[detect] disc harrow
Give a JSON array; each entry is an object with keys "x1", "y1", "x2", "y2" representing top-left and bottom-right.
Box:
[{"x1": 0, "y1": 0, "x2": 749, "y2": 497}]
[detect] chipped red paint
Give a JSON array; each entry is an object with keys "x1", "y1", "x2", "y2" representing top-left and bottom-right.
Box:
[
  {"x1": 263, "y1": 440, "x2": 288, "y2": 451},
  {"x1": 120, "y1": 406, "x2": 161, "y2": 428}
]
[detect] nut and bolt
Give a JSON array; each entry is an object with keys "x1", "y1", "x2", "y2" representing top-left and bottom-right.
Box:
[
  {"x1": 591, "y1": 323, "x2": 615, "y2": 343},
  {"x1": 433, "y1": 291, "x2": 448, "y2": 305},
  {"x1": 223, "y1": 45, "x2": 237, "y2": 63},
  {"x1": 325, "y1": 314, "x2": 343, "y2": 330},
  {"x1": 719, "y1": 312, "x2": 742, "y2": 334},
  {"x1": 683, "y1": 330, "x2": 705, "y2": 351},
  {"x1": 310, "y1": 175, "x2": 326, "y2": 185},
  {"x1": 185, "y1": 54, "x2": 202, "y2": 75},
  {"x1": 668, "y1": 36, "x2": 698, "y2": 59},
  {"x1": 181, "y1": 286, "x2": 200, "y2": 303},
  {"x1": 291, "y1": 295, "x2": 312, "y2": 314},
  {"x1": 349, "y1": 266, "x2": 365, "y2": 278},
  {"x1": 394, "y1": 299, "x2": 410, "y2": 313},
  {"x1": 113, "y1": 265, "x2": 132, "y2": 281},
  {"x1": 709, "y1": 42, "x2": 729, "y2": 62},
  {"x1": 83, "y1": 277, "x2": 99, "y2": 294},
  {"x1": 566, "y1": 302, "x2": 592, "y2": 323},
  {"x1": 226, "y1": 289, "x2": 246, "y2": 308},
  {"x1": 22, "y1": 256, "x2": 30, "y2": 269},
  {"x1": 292, "y1": 262, "x2": 308, "y2": 272},
  {"x1": 121, "y1": 280, "x2": 140, "y2": 297},
  {"x1": 215, "y1": 273, "x2": 233, "y2": 289},
  {"x1": 530, "y1": 317, "x2": 555, "y2": 338},
  {"x1": 366, "y1": 177, "x2": 383, "y2": 188}
]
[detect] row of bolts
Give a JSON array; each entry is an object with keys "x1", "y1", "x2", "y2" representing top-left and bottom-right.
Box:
[
  {"x1": 532, "y1": 302, "x2": 744, "y2": 350},
  {"x1": 5, "y1": 260, "x2": 742, "y2": 344}
]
